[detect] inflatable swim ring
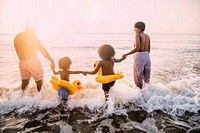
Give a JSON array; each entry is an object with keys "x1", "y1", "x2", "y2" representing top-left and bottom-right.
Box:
[
  {"x1": 50, "y1": 76, "x2": 82, "y2": 94},
  {"x1": 95, "y1": 72, "x2": 124, "y2": 84},
  {"x1": 94, "y1": 60, "x2": 124, "y2": 84}
]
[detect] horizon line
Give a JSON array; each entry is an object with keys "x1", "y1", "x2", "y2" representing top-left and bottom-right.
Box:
[{"x1": 0, "y1": 32, "x2": 200, "y2": 35}]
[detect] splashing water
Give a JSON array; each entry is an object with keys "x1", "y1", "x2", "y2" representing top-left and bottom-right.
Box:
[{"x1": 0, "y1": 33, "x2": 200, "y2": 132}]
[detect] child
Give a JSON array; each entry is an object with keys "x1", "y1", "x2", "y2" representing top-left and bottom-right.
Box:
[
  {"x1": 84, "y1": 44, "x2": 124, "y2": 101},
  {"x1": 51, "y1": 56, "x2": 85, "y2": 101}
]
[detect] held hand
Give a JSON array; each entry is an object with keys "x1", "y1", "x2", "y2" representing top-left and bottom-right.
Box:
[
  {"x1": 50, "y1": 62, "x2": 55, "y2": 69},
  {"x1": 122, "y1": 54, "x2": 127, "y2": 60},
  {"x1": 82, "y1": 71, "x2": 87, "y2": 76}
]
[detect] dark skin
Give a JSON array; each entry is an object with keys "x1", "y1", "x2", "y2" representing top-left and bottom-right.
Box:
[
  {"x1": 84, "y1": 58, "x2": 123, "y2": 75},
  {"x1": 84, "y1": 57, "x2": 123, "y2": 101},
  {"x1": 51, "y1": 66, "x2": 85, "y2": 82},
  {"x1": 123, "y1": 28, "x2": 150, "y2": 59}
]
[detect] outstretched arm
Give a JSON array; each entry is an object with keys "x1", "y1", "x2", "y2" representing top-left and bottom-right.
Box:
[
  {"x1": 113, "y1": 58, "x2": 123, "y2": 63},
  {"x1": 68, "y1": 70, "x2": 86, "y2": 75},
  {"x1": 123, "y1": 34, "x2": 140, "y2": 58}
]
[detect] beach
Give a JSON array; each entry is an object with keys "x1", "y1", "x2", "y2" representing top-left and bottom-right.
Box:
[{"x1": 0, "y1": 33, "x2": 200, "y2": 132}]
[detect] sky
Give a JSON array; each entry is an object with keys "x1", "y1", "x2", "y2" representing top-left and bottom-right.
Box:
[{"x1": 0, "y1": 0, "x2": 200, "y2": 35}]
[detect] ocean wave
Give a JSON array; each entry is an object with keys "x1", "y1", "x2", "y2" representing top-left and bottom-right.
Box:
[
  {"x1": 0, "y1": 76, "x2": 199, "y2": 117},
  {"x1": 0, "y1": 78, "x2": 200, "y2": 132}
]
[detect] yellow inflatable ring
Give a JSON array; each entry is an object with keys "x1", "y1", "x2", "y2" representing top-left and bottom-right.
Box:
[
  {"x1": 50, "y1": 76, "x2": 82, "y2": 95},
  {"x1": 94, "y1": 60, "x2": 124, "y2": 84},
  {"x1": 95, "y1": 71, "x2": 124, "y2": 84}
]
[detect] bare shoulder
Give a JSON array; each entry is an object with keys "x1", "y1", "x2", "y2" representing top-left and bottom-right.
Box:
[
  {"x1": 14, "y1": 32, "x2": 24, "y2": 47},
  {"x1": 135, "y1": 34, "x2": 140, "y2": 38},
  {"x1": 144, "y1": 33, "x2": 150, "y2": 39}
]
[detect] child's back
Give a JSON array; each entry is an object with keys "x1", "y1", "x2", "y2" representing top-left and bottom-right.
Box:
[
  {"x1": 98, "y1": 60, "x2": 115, "y2": 75},
  {"x1": 84, "y1": 44, "x2": 124, "y2": 101},
  {"x1": 59, "y1": 70, "x2": 70, "y2": 81},
  {"x1": 51, "y1": 56, "x2": 84, "y2": 101}
]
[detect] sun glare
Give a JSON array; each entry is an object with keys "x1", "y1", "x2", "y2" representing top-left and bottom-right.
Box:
[
  {"x1": 2, "y1": 0, "x2": 115, "y2": 35},
  {"x1": 1, "y1": 0, "x2": 69, "y2": 36}
]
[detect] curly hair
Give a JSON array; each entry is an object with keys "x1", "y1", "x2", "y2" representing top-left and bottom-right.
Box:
[
  {"x1": 98, "y1": 44, "x2": 115, "y2": 60},
  {"x1": 58, "y1": 56, "x2": 72, "y2": 70}
]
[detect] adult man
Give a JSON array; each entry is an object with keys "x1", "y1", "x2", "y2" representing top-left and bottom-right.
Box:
[{"x1": 14, "y1": 25, "x2": 55, "y2": 92}]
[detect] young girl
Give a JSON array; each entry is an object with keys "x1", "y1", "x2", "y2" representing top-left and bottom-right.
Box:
[
  {"x1": 84, "y1": 44, "x2": 124, "y2": 101},
  {"x1": 51, "y1": 56, "x2": 85, "y2": 101}
]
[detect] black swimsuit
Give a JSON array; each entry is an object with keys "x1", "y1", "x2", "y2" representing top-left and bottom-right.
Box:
[{"x1": 102, "y1": 81, "x2": 115, "y2": 92}]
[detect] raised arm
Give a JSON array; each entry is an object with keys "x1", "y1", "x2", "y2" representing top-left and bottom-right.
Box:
[{"x1": 113, "y1": 57, "x2": 123, "y2": 63}]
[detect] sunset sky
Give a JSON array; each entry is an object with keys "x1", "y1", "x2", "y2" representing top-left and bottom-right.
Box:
[{"x1": 0, "y1": 0, "x2": 200, "y2": 35}]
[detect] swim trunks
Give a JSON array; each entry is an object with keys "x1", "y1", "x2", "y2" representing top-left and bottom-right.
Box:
[
  {"x1": 58, "y1": 87, "x2": 69, "y2": 101},
  {"x1": 19, "y1": 59, "x2": 44, "y2": 81},
  {"x1": 102, "y1": 81, "x2": 115, "y2": 92}
]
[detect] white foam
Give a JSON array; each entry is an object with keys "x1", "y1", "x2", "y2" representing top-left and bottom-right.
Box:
[
  {"x1": 139, "y1": 76, "x2": 200, "y2": 116},
  {"x1": 0, "y1": 75, "x2": 200, "y2": 117},
  {"x1": 67, "y1": 81, "x2": 142, "y2": 115},
  {"x1": 0, "y1": 83, "x2": 59, "y2": 115}
]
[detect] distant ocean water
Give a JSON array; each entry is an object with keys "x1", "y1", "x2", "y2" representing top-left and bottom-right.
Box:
[{"x1": 0, "y1": 33, "x2": 200, "y2": 132}]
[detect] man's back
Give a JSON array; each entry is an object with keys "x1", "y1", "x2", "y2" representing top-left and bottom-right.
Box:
[{"x1": 14, "y1": 31, "x2": 38, "y2": 60}]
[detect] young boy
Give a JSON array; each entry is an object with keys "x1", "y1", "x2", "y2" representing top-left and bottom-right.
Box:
[{"x1": 51, "y1": 56, "x2": 85, "y2": 100}]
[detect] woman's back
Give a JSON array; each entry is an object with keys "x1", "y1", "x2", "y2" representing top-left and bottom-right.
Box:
[{"x1": 139, "y1": 33, "x2": 150, "y2": 52}]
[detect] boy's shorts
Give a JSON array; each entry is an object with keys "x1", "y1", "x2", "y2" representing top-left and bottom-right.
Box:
[
  {"x1": 58, "y1": 87, "x2": 69, "y2": 101},
  {"x1": 19, "y1": 59, "x2": 44, "y2": 81},
  {"x1": 102, "y1": 81, "x2": 115, "y2": 92}
]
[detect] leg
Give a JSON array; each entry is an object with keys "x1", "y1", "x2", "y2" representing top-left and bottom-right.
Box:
[
  {"x1": 102, "y1": 83, "x2": 110, "y2": 101},
  {"x1": 21, "y1": 79, "x2": 30, "y2": 91},
  {"x1": 134, "y1": 66, "x2": 143, "y2": 89},
  {"x1": 144, "y1": 68, "x2": 151, "y2": 83},
  {"x1": 35, "y1": 80, "x2": 43, "y2": 92},
  {"x1": 102, "y1": 81, "x2": 115, "y2": 101},
  {"x1": 144, "y1": 57, "x2": 151, "y2": 83},
  {"x1": 32, "y1": 60, "x2": 44, "y2": 92},
  {"x1": 104, "y1": 91, "x2": 109, "y2": 101}
]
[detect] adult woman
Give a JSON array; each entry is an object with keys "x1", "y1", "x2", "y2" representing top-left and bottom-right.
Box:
[{"x1": 123, "y1": 21, "x2": 151, "y2": 89}]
